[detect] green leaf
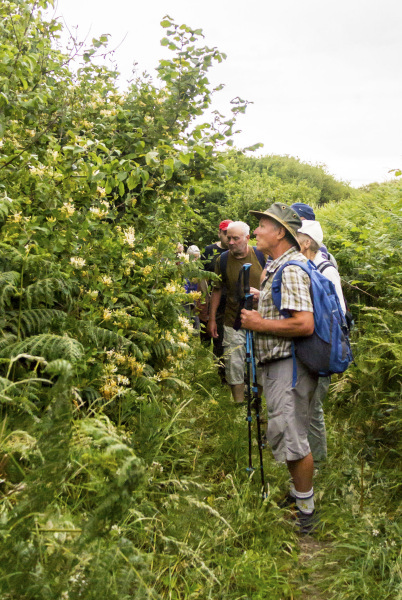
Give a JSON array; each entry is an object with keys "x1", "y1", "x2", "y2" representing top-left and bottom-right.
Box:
[
  {"x1": 179, "y1": 152, "x2": 191, "y2": 166},
  {"x1": 145, "y1": 151, "x2": 159, "y2": 166}
]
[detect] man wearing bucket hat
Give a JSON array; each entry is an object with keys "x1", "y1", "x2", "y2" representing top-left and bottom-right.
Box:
[{"x1": 240, "y1": 202, "x2": 319, "y2": 534}]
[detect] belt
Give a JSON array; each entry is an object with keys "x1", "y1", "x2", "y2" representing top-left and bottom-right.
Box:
[{"x1": 261, "y1": 355, "x2": 292, "y2": 365}]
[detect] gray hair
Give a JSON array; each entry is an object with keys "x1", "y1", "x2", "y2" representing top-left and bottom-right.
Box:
[
  {"x1": 297, "y1": 233, "x2": 320, "y2": 254},
  {"x1": 227, "y1": 221, "x2": 250, "y2": 236},
  {"x1": 186, "y1": 244, "x2": 201, "y2": 257}
]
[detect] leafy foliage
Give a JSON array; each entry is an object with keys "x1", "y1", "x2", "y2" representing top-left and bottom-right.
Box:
[{"x1": 0, "y1": 2, "x2": 400, "y2": 600}]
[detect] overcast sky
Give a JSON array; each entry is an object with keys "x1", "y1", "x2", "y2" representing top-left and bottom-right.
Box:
[{"x1": 48, "y1": 0, "x2": 402, "y2": 187}]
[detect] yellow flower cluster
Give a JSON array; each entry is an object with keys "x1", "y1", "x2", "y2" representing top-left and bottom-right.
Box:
[
  {"x1": 89, "y1": 206, "x2": 108, "y2": 218},
  {"x1": 8, "y1": 212, "x2": 22, "y2": 223},
  {"x1": 99, "y1": 275, "x2": 113, "y2": 286},
  {"x1": 143, "y1": 265, "x2": 153, "y2": 276},
  {"x1": 187, "y1": 291, "x2": 201, "y2": 302},
  {"x1": 178, "y1": 315, "x2": 193, "y2": 332},
  {"x1": 99, "y1": 379, "x2": 126, "y2": 399},
  {"x1": 100, "y1": 108, "x2": 118, "y2": 117},
  {"x1": 60, "y1": 201, "x2": 76, "y2": 217},
  {"x1": 104, "y1": 350, "x2": 145, "y2": 379}
]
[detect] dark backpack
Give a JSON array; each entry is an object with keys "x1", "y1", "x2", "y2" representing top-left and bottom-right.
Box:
[{"x1": 271, "y1": 260, "x2": 353, "y2": 384}]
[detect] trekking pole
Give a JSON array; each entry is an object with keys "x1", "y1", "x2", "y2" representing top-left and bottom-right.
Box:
[
  {"x1": 249, "y1": 329, "x2": 267, "y2": 500},
  {"x1": 241, "y1": 263, "x2": 267, "y2": 500},
  {"x1": 242, "y1": 264, "x2": 254, "y2": 476}
]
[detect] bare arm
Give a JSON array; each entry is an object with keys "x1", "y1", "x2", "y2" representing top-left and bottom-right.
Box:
[
  {"x1": 240, "y1": 309, "x2": 314, "y2": 337},
  {"x1": 206, "y1": 288, "x2": 222, "y2": 338}
]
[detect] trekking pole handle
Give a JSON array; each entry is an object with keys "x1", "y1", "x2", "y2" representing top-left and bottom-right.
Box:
[{"x1": 242, "y1": 263, "x2": 253, "y2": 311}]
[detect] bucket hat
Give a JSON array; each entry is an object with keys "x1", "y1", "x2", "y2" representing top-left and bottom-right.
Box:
[
  {"x1": 250, "y1": 202, "x2": 302, "y2": 248},
  {"x1": 291, "y1": 203, "x2": 316, "y2": 220}
]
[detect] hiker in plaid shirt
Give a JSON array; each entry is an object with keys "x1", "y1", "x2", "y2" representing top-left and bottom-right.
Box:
[{"x1": 241, "y1": 202, "x2": 319, "y2": 535}]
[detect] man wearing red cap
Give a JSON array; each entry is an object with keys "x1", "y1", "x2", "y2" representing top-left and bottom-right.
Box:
[{"x1": 201, "y1": 220, "x2": 233, "y2": 378}]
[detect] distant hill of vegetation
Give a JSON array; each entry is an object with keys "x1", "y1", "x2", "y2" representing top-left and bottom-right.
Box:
[{"x1": 188, "y1": 152, "x2": 352, "y2": 247}]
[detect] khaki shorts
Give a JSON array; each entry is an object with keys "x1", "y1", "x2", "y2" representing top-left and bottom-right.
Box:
[
  {"x1": 223, "y1": 325, "x2": 247, "y2": 385},
  {"x1": 223, "y1": 325, "x2": 262, "y2": 386},
  {"x1": 261, "y1": 357, "x2": 318, "y2": 462}
]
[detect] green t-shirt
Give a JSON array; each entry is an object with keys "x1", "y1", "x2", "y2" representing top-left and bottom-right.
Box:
[{"x1": 214, "y1": 247, "x2": 264, "y2": 327}]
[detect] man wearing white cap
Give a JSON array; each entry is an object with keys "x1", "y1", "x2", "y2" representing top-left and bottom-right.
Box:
[{"x1": 297, "y1": 220, "x2": 346, "y2": 467}]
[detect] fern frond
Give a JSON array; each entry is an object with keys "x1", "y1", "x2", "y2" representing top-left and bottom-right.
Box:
[
  {"x1": 0, "y1": 271, "x2": 20, "y2": 311},
  {"x1": 0, "y1": 376, "x2": 43, "y2": 414},
  {"x1": 24, "y1": 278, "x2": 72, "y2": 308},
  {"x1": 81, "y1": 324, "x2": 143, "y2": 358},
  {"x1": 118, "y1": 293, "x2": 149, "y2": 314},
  {"x1": 0, "y1": 244, "x2": 24, "y2": 270},
  {"x1": 45, "y1": 359, "x2": 74, "y2": 379},
  {"x1": 152, "y1": 339, "x2": 175, "y2": 359},
  {"x1": 0, "y1": 333, "x2": 17, "y2": 353},
  {"x1": 0, "y1": 334, "x2": 84, "y2": 363},
  {"x1": 6, "y1": 309, "x2": 67, "y2": 337}
]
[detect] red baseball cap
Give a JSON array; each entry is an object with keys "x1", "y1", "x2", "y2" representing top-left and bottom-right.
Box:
[{"x1": 219, "y1": 219, "x2": 233, "y2": 231}]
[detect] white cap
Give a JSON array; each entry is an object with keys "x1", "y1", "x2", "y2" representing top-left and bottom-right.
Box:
[
  {"x1": 186, "y1": 245, "x2": 200, "y2": 257},
  {"x1": 297, "y1": 220, "x2": 324, "y2": 246}
]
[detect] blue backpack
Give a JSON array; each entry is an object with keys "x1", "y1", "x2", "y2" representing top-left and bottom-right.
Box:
[{"x1": 271, "y1": 260, "x2": 353, "y2": 385}]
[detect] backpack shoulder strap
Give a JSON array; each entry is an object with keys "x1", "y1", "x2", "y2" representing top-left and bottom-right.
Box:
[
  {"x1": 219, "y1": 250, "x2": 229, "y2": 281},
  {"x1": 252, "y1": 246, "x2": 266, "y2": 269},
  {"x1": 316, "y1": 260, "x2": 333, "y2": 274},
  {"x1": 271, "y1": 260, "x2": 313, "y2": 315}
]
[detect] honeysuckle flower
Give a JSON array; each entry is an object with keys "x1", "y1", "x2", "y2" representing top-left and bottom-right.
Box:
[
  {"x1": 90, "y1": 206, "x2": 108, "y2": 218},
  {"x1": 70, "y1": 257, "x2": 86, "y2": 269},
  {"x1": 60, "y1": 202, "x2": 76, "y2": 217},
  {"x1": 8, "y1": 212, "x2": 22, "y2": 223},
  {"x1": 123, "y1": 227, "x2": 136, "y2": 247},
  {"x1": 99, "y1": 275, "x2": 113, "y2": 286}
]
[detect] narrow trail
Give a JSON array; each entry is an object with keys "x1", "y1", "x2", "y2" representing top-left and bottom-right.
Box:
[{"x1": 298, "y1": 537, "x2": 334, "y2": 600}]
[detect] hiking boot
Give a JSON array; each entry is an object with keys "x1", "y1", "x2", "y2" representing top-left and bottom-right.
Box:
[
  {"x1": 277, "y1": 493, "x2": 296, "y2": 509},
  {"x1": 295, "y1": 509, "x2": 319, "y2": 535}
]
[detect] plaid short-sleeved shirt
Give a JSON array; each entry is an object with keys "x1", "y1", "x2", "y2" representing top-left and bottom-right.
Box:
[{"x1": 254, "y1": 247, "x2": 313, "y2": 364}]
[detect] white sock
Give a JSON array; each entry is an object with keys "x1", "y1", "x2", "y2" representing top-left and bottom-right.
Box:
[
  {"x1": 289, "y1": 482, "x2": 296, "y2": 498},
  {"x1": 295, "y1": 488, "x2": 314, "y2": 514}
]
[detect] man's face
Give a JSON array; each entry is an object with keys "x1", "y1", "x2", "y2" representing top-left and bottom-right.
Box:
[
  {"x1": 218, "y1": 228, "x2": 229, "y2": 248},
  {"x1": 226, "y1": 225, "x2": 250, "y2": 257},
  {"x1": 253, "y1": 217, "x2": 281, "y2": 254}
]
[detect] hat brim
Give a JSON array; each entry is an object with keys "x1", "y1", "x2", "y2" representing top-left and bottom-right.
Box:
[{"x1": 249, "y1": 210, "x2": 301, "y2": 250}]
